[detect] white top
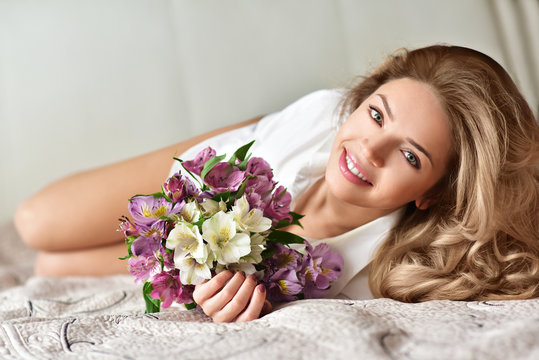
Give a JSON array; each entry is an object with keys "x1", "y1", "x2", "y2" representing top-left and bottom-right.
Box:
[{"x1": 169, "y1": 90, "x2": 403, "y2": 300}]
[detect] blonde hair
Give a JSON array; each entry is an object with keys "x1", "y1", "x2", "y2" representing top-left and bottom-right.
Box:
[{"x1": 342, "y1": 45, "x2": 539, "y2": 302}]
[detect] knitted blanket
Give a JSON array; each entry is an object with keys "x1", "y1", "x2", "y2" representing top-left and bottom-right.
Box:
[{"x1": 1, "y1": 222, "x2": 537, "y2": 359}]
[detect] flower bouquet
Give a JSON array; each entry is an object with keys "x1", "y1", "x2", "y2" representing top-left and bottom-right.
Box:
[{"x1": 119, "y1": 141, "x2": 343, "y2": 313}]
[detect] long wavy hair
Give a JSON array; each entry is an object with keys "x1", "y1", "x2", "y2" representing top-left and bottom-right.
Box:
[{"x1": 341, "y1": 45, "x2": 539, "y2": 301}]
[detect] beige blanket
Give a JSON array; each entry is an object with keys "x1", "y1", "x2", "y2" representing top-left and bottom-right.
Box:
[{"x1": 1, "y1": 222, "x2": 538, "y2": 359}]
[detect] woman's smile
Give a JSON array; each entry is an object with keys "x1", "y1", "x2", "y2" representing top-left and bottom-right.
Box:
[{"x1": 339, "y1": 150, "x2": 373, "y2": 186}]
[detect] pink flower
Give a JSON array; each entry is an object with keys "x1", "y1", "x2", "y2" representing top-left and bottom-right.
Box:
[
  {"x1": 182, "y1": 147, "x2": 216, "y2": 176},
  {"x1": 264, "y1": 186, "x2": 292, "y2": 224},
  {"x1": 118, "y1": 216, "x2": 139, "y2": 237},
  {"x1": 150, "y1": 270, "x2": 194, "y2": 308},
  {"x1": 163, "y1": 173, "x2": 199, "y2": 203},
  {"x1": 128, "y1": 255, "x2": 162, "y2": 284},
  {"x1": 204, "y1": 162, "x2": 245, "y2": 192},
  {"x1": 245, "y1": 157, "x2": 273, "y2": 179}
]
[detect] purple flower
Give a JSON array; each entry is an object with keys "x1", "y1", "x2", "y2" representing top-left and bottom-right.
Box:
[
  {"x1": 203, "y1": 162, "x2": 245, "y2": 192},
  {"x1": 244, "y1": 175, "x2": 275, "y2": 211},
  {"x1": 131, "y1": 236, "x2": 161, "y2": 257},
  {"x1": 264, "y1": 186, "x2": 292, "y2": 225},
  {"x1": 118, "y1": 216, "x2": 138, "y2": 237},
  {"x1": 182, "y1": 147, "x2": 216, "y2": 176},
  {"x1": 266, "y1": 268, "x2": 303, "y2": 302},
  {"x1": 128, "y1": 196, "x2": 180, "y2": 226},
  {"x1": 163, "y1": 173, "x2": 200, "y2": 203},
  {"x1": 128, "y1": 255, "x2": 162, "y2": 284},
  {"x1": 245, "y1": 157, "x2": 274, "y2": 179},
  {"x1": 150, "y1": 270, "x2": 194, "y2": 308},
  {"x1": 301, "y1": 243, "x2": 343, "y2": 299},
  {"x1": 265, "y1": 243, "x2": 302, "y2": 271}
]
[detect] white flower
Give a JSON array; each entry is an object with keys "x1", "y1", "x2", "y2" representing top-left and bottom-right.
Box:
[
  {"x1": 200, "y1": 198, "x2": 227, "y2": 217},
  {"x1": 231, "y1": 195, "x2": 272, "y2": 233},
  {"x1": 165, "y1": 221, "x2": 206, "y2": 262},
  {"x1": 175, "y1": 252, "x2": 213, "y2": 285},
  {"x1": 202, "y1": 211, "x2": 251, "y2": 265},
  {"x1": 242, "y1": 233, "x2": 266, "y2": 264},
  {"x1": 215, "y1": 262, "x2": 257, "y2": 276},
  {"x1": 180, "y1": 200, "x2": 201, "y2": 223}
]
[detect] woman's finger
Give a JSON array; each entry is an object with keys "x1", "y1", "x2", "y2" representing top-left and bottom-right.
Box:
[
  {"x1": 234, "y1": 284, "x2": 267, "y2": 322},
  {"x1": 213, "y1": 275, "x2": 258, "y2": 322},
  {"x1": 201, "y1": 271, "x2": 246, "y2": 317},
  {"x1": 193, "y1": 270, "x2": 234, "y2": 305}
]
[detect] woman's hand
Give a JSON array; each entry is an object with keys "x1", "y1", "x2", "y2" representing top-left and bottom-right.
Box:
[{"x1": 193, "y1": 270, "x2": 272, "y2": 323}]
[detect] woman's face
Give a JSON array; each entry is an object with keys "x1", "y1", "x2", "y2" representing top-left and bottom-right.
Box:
[{"x1": 326, "y1": 78, "x2": 452, "y2": 212}]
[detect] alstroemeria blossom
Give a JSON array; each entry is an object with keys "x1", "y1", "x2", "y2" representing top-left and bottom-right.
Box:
[
  {"x1": 182, "y1": 147, "x2": 216, "y2": 176},
  {"x1": 200, "y1": 198, "x2": 227, "y2": 217},
  {"x1": 166, "y1": 221, "x2": 206, "y2": 262},
  {"x1": 179, "y1": 200, "x2": 201, "y2": 223},
  {"x1": 231, "y1": 195, "x2": 272, "y2": 233},
  {"x1": 164, "y1": 173, "x2": 199, "y2": 203},
  {"x1": 302, "y1": 243, "x2": 343, "y2": 298},
  {"x1": 264, "y1": 186, "x2": 292, "y2": 224},
  {"x1": 204, "y1": 162, "x2": 245, "y2": 192},
  {"x1": 128, "y1": 255, "x2": 162, "y2": 284},
  {"x1": 150, "y1": 270, "x2": 192, "y2": 307},
  {"x1": 202, "y1": 211, "x2": 251, "y2": 265},
  {"x1": 129, "y1": 196, "x2": 180, "y2": 225},
  {"x1": 175, "y1": 252, "x2": 213, "y2": 285}
]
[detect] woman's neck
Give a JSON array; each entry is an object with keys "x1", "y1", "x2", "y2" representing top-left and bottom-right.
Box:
[{"x1": 285, "y1": 178, "x2": 396, "y2": 239}]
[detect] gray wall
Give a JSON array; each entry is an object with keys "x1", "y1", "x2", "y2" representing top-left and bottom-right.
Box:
[{"x1": 1, "y1": 0, "x2": 535, "y2": 224}]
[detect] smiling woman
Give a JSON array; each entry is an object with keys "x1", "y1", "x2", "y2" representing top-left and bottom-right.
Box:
[{"x1": 14, "y1": 44, "x2": 539, "y2": 322}]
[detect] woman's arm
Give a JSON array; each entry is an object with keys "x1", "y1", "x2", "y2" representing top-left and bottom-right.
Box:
[{"x1": 14, "y1": 116, "x2": 263, "y2": 252}]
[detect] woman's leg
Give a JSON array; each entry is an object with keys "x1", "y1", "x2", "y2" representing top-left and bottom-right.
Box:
[{"x1": 34, "y1": 241, "x2": 130, "y2": 276}]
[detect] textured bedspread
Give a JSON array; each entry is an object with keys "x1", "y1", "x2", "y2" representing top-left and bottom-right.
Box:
[{"x1": 1, "y1": 222, "x2": 538, "y2": 360}]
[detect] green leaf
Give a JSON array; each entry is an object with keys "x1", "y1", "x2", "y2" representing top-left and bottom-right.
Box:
[
  {"x1": 143, "y1": 282, "x2": 161, "y2": 313},
  {"x1": 266, "y1": 230, "x2": 306, "y2": 245},
  {"x1": 175, "y1": 157, "x2": 203, "y2": 188},
  {"x1": 228, "y1": 140, "x2": 255, "y2": 167},
  {"x1": 184, "y1": 302, "x2": 197, "y2": 310},
  {"x1": 211, "y1": 190, "x2": 231, "y2": 203},
  {"x1": 129, "y1": 192, "x2": 166, "y2": 201},
  {"x1": 261, "y1": 247, "x2": 276, "y2": 259},
  {"x1": 275, "y1": 212, "x2": 305, "y2": 229},
  {"x1": 161, "y1": 185, "x2": 173, "y2": 202},
  {"x1": 200, "y1": 154, "x2": 226, "y2": 181}
]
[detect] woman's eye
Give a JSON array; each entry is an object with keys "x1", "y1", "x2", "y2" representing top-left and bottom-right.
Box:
[
  {"x1": 403, "y1": 150, "x2": 420, "y2": 169},
  {"x1": 369, "y1": 106, "x2": 383, "y2": 125}
]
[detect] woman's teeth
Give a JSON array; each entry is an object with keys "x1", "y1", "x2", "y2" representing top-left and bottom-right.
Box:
[{"x1": 345, "y1": 155, "x2": 372, "y2": 185}]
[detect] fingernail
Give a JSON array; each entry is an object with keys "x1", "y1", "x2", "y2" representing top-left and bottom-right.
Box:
[
  {"x1": 238, "y1": 271, "x2": 245, "y2": 277},
  {"x1": 257, "y1": 285, "x2": 266, "y2": 293}
]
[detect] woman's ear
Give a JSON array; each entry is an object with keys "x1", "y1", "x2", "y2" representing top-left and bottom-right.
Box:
[{"x1": 415, "y1": 195, "x2": 436, "y2": 210}]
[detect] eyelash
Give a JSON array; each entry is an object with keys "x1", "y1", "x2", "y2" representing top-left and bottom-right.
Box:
[{"x1": 368, "y1": 105, "x2": 421, "y2": 170}]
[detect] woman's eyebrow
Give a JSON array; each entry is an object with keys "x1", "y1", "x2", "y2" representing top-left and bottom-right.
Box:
[
  {"x1": 377, "y1": 93, "x2": 434, "y2": 167},
  {"x1": 377, "y1": 94, "x2": 394, "y2": 120},
  {"x1": 406, "y1": 137, "x2": 434, "y2": 167}
]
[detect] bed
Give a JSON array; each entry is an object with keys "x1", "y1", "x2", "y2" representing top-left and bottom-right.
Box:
[{"x1": 1, "y1": 221, "x2": 537, "y2": 359}]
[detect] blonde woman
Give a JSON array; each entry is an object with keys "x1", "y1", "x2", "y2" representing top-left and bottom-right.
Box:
[{"x1": 15, "y1": 45, "x2": 539, "y2": 323}]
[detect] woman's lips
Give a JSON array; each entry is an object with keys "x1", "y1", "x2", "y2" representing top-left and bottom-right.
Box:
[{"x1": 338, "y1": 150, "x2": 373, "y2": 186}]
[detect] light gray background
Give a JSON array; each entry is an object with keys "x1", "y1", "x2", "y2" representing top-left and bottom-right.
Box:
[{"x1": 1, "y1": 0, "x2": 537, "y2": 224}]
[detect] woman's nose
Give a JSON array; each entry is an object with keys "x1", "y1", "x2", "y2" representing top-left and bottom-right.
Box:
[{"x1": 359, "y1": 138, "x2": 386, "y2": 167}]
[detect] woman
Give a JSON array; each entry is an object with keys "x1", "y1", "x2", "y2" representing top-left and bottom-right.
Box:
[{"x1": 14, "y1": 45, "x2": 539, "y2": 323}]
